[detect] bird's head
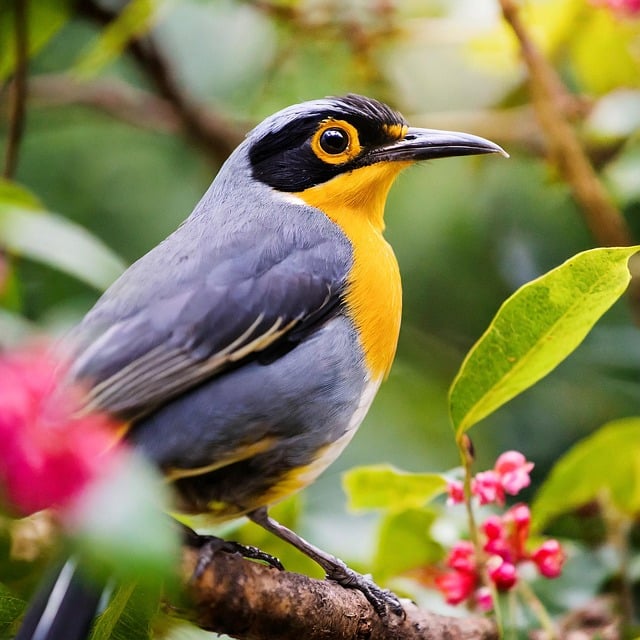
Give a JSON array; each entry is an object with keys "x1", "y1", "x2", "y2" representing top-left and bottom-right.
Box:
[{"x1": 245, "y1": 94, "x2": 506, "y2": 231}]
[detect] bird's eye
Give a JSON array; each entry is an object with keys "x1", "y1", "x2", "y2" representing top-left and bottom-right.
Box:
[{"x1": 319, "y1": 128, "x2": 350, "y2": 155}]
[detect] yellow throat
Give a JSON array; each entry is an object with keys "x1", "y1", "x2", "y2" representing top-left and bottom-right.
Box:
[{"x1": 295, "y1": 161, "x2": 408, "y2": 379}]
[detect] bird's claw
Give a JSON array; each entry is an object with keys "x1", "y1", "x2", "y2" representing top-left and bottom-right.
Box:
[
  {"x1": 186, "y1": 533, "x2": 285, "y2": 579},
  {"x1": 326, "y1": 562, "x2": 404, "y2": 618}
]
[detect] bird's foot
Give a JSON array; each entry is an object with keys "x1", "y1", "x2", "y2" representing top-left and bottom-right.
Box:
[
  {"x1": 182, "y1": 528, "x2": 285, "y2": 578},
  {"x1": 325, "y1": 559, "x2": 405, "y2": 618},
  {"x1": 247, "y1": 507, "x2": 404, "y2": 618}
]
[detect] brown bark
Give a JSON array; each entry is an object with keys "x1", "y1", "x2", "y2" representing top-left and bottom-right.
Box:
[{"x1": 180, "y1": 546, "x2": 498, "y2": 640}]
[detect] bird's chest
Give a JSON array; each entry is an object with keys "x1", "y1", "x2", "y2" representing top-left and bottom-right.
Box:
[{"x1": 342, "y1": 225, "x2": 402, "y2": 380}]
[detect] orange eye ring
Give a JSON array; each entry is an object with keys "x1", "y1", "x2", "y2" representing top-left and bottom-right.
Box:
[{"x1": 310, "y1": 119, "x2": 361, "y2": 165}]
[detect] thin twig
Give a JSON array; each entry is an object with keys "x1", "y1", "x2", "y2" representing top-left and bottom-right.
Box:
[
  {"x1": 498, "y1": 0, "x2": 631, "y2": 249},
  {"x1": 3, "y1": 0, "x2": 29, "y2": 179},
  {"x1": 25, "y1": 74, "x2": 186, "y2": 135},
  {"x1": 517, "y1": 581, "x2": 558, "y2": 640},
  {"x1": 74, "y1": 0, "x2": 244, "y2": 163}
]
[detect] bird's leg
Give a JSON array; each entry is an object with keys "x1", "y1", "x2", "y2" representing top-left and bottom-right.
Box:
[
  {"x1": 248, "y1": 507, "x2": 404, "y2": 618},
  {"x1": 179, "y1": 521, "x2": 285, "y2": 576}
]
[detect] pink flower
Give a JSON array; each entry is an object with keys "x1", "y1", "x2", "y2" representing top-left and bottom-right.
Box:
[
  {"x1": 446, "y1": 479, "x2": 465, "y2": 505},
  {"x1": 434, "y1": 451, "x2": 565, "y2": 609},
  {"x1": 532, "y1": 539, "x2": 565, "y2": 578},
  {"x1": 482, "y1": 514, "x2": 510, "y2": 559},
  {"x1": 435, "y1": 569, "x2": 477, "y2": 605},
  {"x1": 474, "y1": 587, "x2": 493, "y2": 611},
  {"x1": 591, "y1": 0, "x2": 640, "y2": 16},
  {"x1": 0, "y1": 345, "x2": 123, "y2": 516},
  {"x1": 472, "y1": 470, "x2": 505, "y2": 505},
  {"x1": 448, "y1": 450, "x2": 534, "y2": 508},
  {"x1": 494, "y1": 451, "x2": 534, "y2": 496},
  {"x1": 503, "y1": 503, "x2": 531, "y2": 561},
  {"x1": 447, "y1": 541, "x2": 476, "y2": 573},
  {"x1": 487, "y1": 557, "x2": 518, "y2": 591}
]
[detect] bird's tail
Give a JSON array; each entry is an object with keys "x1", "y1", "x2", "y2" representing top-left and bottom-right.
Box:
[{"x1": 16, "y1": 558, "x2": 106, "y2": 640}]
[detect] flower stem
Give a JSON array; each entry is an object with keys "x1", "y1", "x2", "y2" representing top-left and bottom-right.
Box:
[
  {"x1": 517, "y1": 580, "x2": 557, "y2": 640},
  {"x1": 457, "y1": 435, "x2": 504, "y2": 634}
]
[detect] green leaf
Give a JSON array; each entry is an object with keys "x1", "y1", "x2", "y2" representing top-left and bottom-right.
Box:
[
  {"x1": 532, "y1": 417, "x2": 640, "y2": 532},
  {"x1": 74, "y1": 0, "x2": 162, "y2": 78},
  {"x1": 90, "y1": 582, "x2": 160, "y2": 640},
  {"x1": 343, "y1": 464, "x2": 446, "y2": 513},
  {"x1": 0, "y1": 200, "x2": 126, "y2": 291},
  {"x1": 0, "y1": 179, "x2": 43, "y2": 210},
  {"x1": 0, "y1": 583, "x2": 26, "y2": 638},
  {"x1": 449, "y1": 246, "x2": 640, "y2": 436},
  {"x1": 373, "y1": 507, "x2": 443, "y2": 580}
]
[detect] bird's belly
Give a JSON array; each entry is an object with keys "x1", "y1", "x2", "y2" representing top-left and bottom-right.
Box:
[
  {"x1": 240, "y1": 376, "x2": 381, "y2": 510},
  {"x1": 127, "y1": 316, "x2": 378, "y2": 521}
]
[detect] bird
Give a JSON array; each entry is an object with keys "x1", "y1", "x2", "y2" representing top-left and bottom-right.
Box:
[{"x1": 16, "y1": 94, "x2": 504, "y2": 640}]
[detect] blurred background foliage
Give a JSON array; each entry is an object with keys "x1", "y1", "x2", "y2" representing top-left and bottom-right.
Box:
[{"x1": 1, "y1": 0, "x2": 640, "y2": 631}]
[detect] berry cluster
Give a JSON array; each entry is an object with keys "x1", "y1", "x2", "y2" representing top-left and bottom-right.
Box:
[
  {"x1": 447, "y1": 451, "x2": 534, "y2": 506},
  {"x1": 436, "y1": 452, "x2": 564, "y2": 610}
]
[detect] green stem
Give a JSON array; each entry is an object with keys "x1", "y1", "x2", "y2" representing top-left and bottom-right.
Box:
[
  {"x1": 517, "y1": 580, "x2": 557, "y2": 640},
  {"x1": 600, "y1": 497, "x2": 634, "y2": 625},
  {"x1": 457, "y1": 435, "x2": 504, "y2": 634}
]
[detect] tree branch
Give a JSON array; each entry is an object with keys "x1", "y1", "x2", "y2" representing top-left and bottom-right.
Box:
[
  {"x1": 25, "y1": 74, "x2": 188, "y2": 135},
  {"x1": 3, "y1": 0, "x2": 29, "y2": 179},
  {"x1": 180, "y1": 546, "x2": 498, "y2": 640},
  {"x1": 74, "y1": 0, "x2": 245, "y2": 163},
  {"x1": 498, "y1": 0, "x2": 632, "y2": 248}
]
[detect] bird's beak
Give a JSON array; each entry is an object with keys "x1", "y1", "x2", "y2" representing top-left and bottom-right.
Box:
[{"x1": 372, "y1": 127, "x2": 508, "y2": 163}]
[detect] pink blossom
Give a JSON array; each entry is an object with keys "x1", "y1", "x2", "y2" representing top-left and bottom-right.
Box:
[
  {"x1": 494, "y1": 451, "x2": 534, "y2": 495},
  {"x1": 482, "y1": 515, "x2": 510, "y2": 559},
  {"x1": 446, "y1": 479, "x2": 465, "y2": 505},
  {"x1": 482, "y1": 514, "x2": 504, "y2": 540},
  {"x1": 487, "y1": 557, "x2": 518, "y2": 591},
  {"x1": 472, "y1": 470, "x2": 505, "y2": 505},
  {"x1": 435, "y1": 569, "x2": 476, "y2": 605},
  {"x1": 532, "y1": 539, "x2": 565, "y2": 578},
  {"x1": 434, "y1": 451, "x2": 565, "y2": 609},
  {"x1": 447, "y1": 541, "x2": 476, "y2": 573},
  {"x1": 503, "y1": 503, "x2": 531, "y2": 560},
  {"x1": 591, "y1": 0, "x2": 640, "y2": 16},
  {"x1": 0, "y1": 345, "x2": 123, "y2": 516},
  {"x1": 474, "y1": 587, "x2": 493, "y2": 611}
]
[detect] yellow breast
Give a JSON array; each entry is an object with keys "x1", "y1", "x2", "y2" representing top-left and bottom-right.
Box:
[{"x1": 295, "y1": 162, "x2": 406, "y2": 379}]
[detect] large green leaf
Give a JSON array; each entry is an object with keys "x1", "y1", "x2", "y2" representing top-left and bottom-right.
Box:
[
  {"x1": 343, "y1": 464, "x2": 446, "y2": 513},
  {"x1": 532, "y1": 417, "x2": 640, "y2": 532},
  {"x1": 449, "y1": 246, "x2": 639, "y2": 436},
  {"x1": 0, "y1": 181, "x2": 126, "y2": 291},
  {"x1": 373, "y1": 507, "x2": 444, "y2": 581}
]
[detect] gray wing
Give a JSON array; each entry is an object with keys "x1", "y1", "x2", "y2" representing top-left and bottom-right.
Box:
[{"x1": 70, "y1": 218, "x2": 351, "y2": 420}]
